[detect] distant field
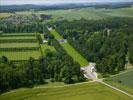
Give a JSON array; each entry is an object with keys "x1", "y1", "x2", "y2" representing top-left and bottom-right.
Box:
[
  {"x1": 1, "y1": 7, "x2": 133, "y2": 20},
  {"x1": 15, "y1": 11, "x2": 33, "y2": 15},
  {"x1": 105, "y1": 7, "x2": 133, "y2": 17},
  {"x1": 0, "y1": 82, "x2": 132, "y2": 100},
  {"x1": 105, "y1": 69, "x2": 133, "y2": 95},
  {"x1": 36, "y1": 7, "x2": 133, "y2": 21},
  {"x1": 0, "y1": 51, "x2": 41, "y2": 61},
  {"x1": 50, "y1": 30, "x2": 89, "y2": 67},
  {"x1": 37, "y1": 8, "x2": 110, "y2": 21},
  {"x1": 0, "y1": 13, "x2": 14, "y2": 18}
]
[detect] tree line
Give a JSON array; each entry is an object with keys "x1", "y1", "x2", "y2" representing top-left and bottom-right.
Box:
[{"x1": 54, "y1": 18, "x2": 133, "y2": 75}]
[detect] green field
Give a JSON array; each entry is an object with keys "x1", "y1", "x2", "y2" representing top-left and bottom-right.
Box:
[
  {"x1": 0, "y1": 33, "x2": 42, "y2": 61},
  {"x1": 50, "y1": 30, "x2": 63, "y2": 40},
  {"x1": 0, "y1": 43, "x2": 39, "y2": 48},
  {"x1": 105, "y1": 69, "x2": 133, "y2": 95},
  {"x1": 0, "y1": 13, "x2": 14, "y2": 18},
  {"x1": 1, "y1": 33, "x2": 35, "y2": 36},
  {"x1": 1, "y1": 7, "x2": 133, "y2": 21},
  {"x1": 0, "y1": 82, "x2": 132, "y2": 100},
  {"x1": 50, "y1": 30, "x2": 89, "y2": 67},
  {"x1": 0, "y1": 51, "x2": 41, "y2": 61},
  {"x1": 105, "y1": 7, "x2": 133, "y2": 17},
  {"x1": 0, "y1": 36, "x2": 36, "y2": 40},
  {"x1": 41, "y1": 44, "x2": 56, "y2": 55},
  {"x1": 36, "y1": 7, "x2": 133, "y2": 21},
  {"x1": 61, "y1": 43, "x2": 89, "y2": 67}
]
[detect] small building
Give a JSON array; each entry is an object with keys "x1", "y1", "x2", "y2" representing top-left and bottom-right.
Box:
[
  {"x1": 58, "y1": 39, "x2": 67, "y2": 44},
  {"x1": 43, "y1": 40, "x2": 48, "y2": 43}
]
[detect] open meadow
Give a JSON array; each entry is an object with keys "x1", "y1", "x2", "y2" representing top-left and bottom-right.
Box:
[
  {"x1": 37, "y1": 7, "x2": 133, "y2": 21},
  {"x1": 0, "y1": 82, "x2": 132, "y2": 100},
  {"x1": 0, "y1": 7, "x2": 133, "y2": 21},
  {"x1": 0, "y1": 51, "x2": 41, "y2": 61}
]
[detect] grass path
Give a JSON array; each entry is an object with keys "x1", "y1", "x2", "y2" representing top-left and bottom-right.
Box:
[{"x1": 50, "y1": 29, "x2": 89, "y2": 67}]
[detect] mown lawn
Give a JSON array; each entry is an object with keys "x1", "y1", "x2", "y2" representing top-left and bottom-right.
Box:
[
  {"x1": 50, "y1": 30, "x2": 89, "y2": 67},
  {"x1": 0, "y1": 36, "x2": 36, "y2": 40},
  {"x1": 1, "y1": 33, "x2": 35, "y2": 36},
  {"x1": 0, "y1": 43, "x2": 39, "y2": 48},
  {"x1": 61, "y1": 43, "x2": 89, "y2": 67},
  {"x1": 50, "y1": 30, "x2": 63, "y2": 40},
  {"x1": 0, "y1": 51, "x2": 41, "y2": 61},
  {"x1": 105, "y1": 69, "x2": 133, "y2": 95},
  {"x1": 0, "y1": 82, "x2": 132, "y2": 100}
]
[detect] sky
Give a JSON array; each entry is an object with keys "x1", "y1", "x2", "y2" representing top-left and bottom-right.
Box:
[{"x1": 1, "y1": 0, "x2": 133, "y2": 5}]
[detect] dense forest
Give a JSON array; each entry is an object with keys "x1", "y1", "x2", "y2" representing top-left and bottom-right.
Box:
[{"x1": 52, "y1": 18, "x2": 133, "y2": 75}]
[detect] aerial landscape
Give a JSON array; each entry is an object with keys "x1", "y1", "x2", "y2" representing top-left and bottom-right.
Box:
[{"x1": 0, "y1": 0, "x2": 133, "y2": 100}]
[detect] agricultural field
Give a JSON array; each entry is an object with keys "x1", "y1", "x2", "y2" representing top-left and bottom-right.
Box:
[
  {"x1": 0, "y1": 43, "x2": 39, "y2": 48},
  {"x1": 0, "y1": 51, "x2": 41, "y2": 61},
  {"x1": 1, "y1": 33, "x2": 35, "y2": 36},
  {"x1": 0, "y1": 13, "x2": 14, "y2": 18},
  {"x1": 0, "y1": 36, "x2": 36, "y2": 40},
  {"x1": 105, "y1": 69, "x2": 133, "y2": 95},
  {"x1": 0, "y1": 82, "x2": 132, "y2": 100},
  {"x1": 104, "y1": 7, "x2": 133, "y2": 17},
  {"x1": 1, "y1": 7, "x2": 133, "y2": 21},
  {"x1": 0, "y1": 33, "x2": 41, "y2": 61},
  {"x1": 50, "y1": 30, "x2": 89, "y2": 67},
  {"x1": 36, "y1": 7, "x2": 133, "y2": 21}
]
